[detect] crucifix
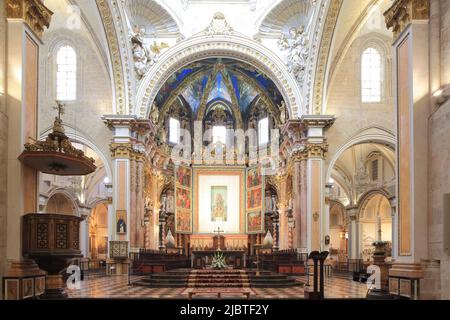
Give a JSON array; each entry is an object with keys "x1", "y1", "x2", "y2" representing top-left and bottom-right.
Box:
[
  {"x1": 54, "y1": 101, "x2": 65, "y2": 120},
  {"x1": 213, "y1": 226, "x2": 224, "y2": 251}
]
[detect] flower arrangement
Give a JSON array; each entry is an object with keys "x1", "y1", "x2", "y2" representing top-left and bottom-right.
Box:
[{"x1": 211, "y1": 251, "x2": 227, "y2": 270}]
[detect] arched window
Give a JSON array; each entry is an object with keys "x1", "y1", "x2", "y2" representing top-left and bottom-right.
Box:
[
  {"x1": 212, "y1": 125, "x2": 226, "y2": 144},
  {"x1": 169, "y1": 117, "x2": 180, "y2": 144},
  {"x1": 258, "y1": 117, "x2": 269, "y2": 146},
  {"x1": 361, "y1": 47, "x2": 381, "y2": 103},
  {"x1": 56, "y1": 45, "x2": 77, "y2": 101}
]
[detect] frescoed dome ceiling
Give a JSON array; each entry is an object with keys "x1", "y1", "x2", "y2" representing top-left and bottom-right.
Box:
[{"x1": 154, "y1": 58, "x2": 284, "y2": 119}]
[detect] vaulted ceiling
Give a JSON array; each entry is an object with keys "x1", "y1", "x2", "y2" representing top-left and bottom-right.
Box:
[{"x1": 154, "y1": 58, "x2": 284, "y2": 119}]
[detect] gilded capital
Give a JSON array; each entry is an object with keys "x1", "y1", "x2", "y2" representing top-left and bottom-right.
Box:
[
  {"x1": 6, "y1": 0, "x2": 53, "y2": 39},
  {"x1": 305, "y1": 142, "x2": 329, "y2": 159},
  {"x1": 110, "y1": 142, "x2": 145, "y2": 161},
  {"x1": 384, "y1": 0, "x2": 429, "y2": 38}
]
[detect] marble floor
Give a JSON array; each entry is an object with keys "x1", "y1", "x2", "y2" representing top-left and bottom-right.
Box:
[{"x1": 67, "y1": 274, "x2": 369, "y2": 299}]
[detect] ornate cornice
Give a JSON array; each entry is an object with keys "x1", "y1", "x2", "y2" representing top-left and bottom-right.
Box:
[
  {"x1": 103, "y1": 115, "x2": 155, "y2": 137},
  {"x1": 6, "y1": 0, "x2": 53, "y2": 39},
  {"x1": 96, "y1": 0, "x2": 127, "y2": 115},
  {"x1": 384, "y1": 0, "x2": 430, "y2": 38},
  {"x1": 300, "y1": 115, "x2": 336, "y2": 129},
  {"x1": 312, "y1": 0, "x2": 343, "y2": 115},
  {"x1": 110, "y1": 142, "x2": 145, "y2": 161}
]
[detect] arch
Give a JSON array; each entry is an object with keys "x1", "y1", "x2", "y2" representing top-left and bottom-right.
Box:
[
  {"x1": 135, "y1": 34, "x2": 303, "y2": 119},
  {"x1": 357, "y1": 188, "x2": 394, "y2": 219},
  {"x1": 39, "y1": 124, "x2": 113, "y2": 181},
  {"x1": 325, "y1": 126, "x2": 395, "y2": 183},
  {"x1": 45, "y1": 190, "x2": 79, "y2": 216},
  {"x1": 329, "y1": 199, "x2": 346, "y2": 227}
]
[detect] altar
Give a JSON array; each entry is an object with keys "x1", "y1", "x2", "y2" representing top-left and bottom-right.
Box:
[{"x1": 191, "y1": 250, "x2": 246, "y2": 269}]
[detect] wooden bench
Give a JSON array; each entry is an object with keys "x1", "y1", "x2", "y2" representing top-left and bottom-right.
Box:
[{"x1": 186, "y1": 288, "x2": 252, "y2": 300}]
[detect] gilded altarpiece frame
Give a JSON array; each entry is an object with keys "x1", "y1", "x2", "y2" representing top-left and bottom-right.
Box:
[
  {"x1": 175, "y1": 165, "x2": 193, "y2": 234},
  {"x1": 193, "y1": 167, "x2": 246, "y2": 234},
  {"x1": 246, "y1": 165, "x2": 265, "y2": 234}
]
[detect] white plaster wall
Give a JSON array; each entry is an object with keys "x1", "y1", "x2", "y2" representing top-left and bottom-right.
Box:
[
  {"x1": 429, "y1": 100, "x2": 450, "y2": 299},
  {"x1": 37, "y1": 1, "x2": 113, "y2": 182},
  {"x1": 325, "y1": 33, "x2": 395, "y2": 174}
]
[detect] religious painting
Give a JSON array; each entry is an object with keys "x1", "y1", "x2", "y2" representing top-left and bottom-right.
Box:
[
  {"x1": 98, "y1": 236, "x2": 108, "y2": 255},
  {"x1": 247, "y1": 188, "x2": 262, "y2": 210},
  {"x1": 247, "y1": 166, "x2": 262, "y2": 188},
  {"x1": 175, "y1": 165, "x2": 193, "y2": 234},
  {"x1": 247, "y1": 210, "x2": 264, "y2": 234},
  {"x1": 116, "y1": 210, "x2": 126, "y2": 234},
  {"x1": 176, "y1": 166, "x2": 191, "y2": 188},
  {"x1": 246, "y1": 165, "x2": 264, "y2": 234},
  {"x1": 176, "y1": 187, "x2": 191, "y2": 210},
  {"x1": 211, "y1": 186, "x2": 228, "y2": 222},
  {"x1": 176, "y1": 209, "x2": 192, "y2": 233}
]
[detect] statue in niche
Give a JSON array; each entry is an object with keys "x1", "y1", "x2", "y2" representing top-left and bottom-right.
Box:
[
  {"x1": 150, "y1": 103, "x2": 159, "y2": 124},
  {"x1": 156, "y1": 125, "x2": 167, "y2": 146},
  {"x1": 278, "y1": 26, "x2": 309, "y2": 86},
  {"x1": 130, "y1": 26, "x2": 169, "y2": 79},
  {"x1": 278, "y1": 100, "x2": 287, "y2": 125}
]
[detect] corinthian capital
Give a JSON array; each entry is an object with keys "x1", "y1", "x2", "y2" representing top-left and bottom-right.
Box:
[{"x1": 384, "y1": 0, "x2": 430, "y2": 38}]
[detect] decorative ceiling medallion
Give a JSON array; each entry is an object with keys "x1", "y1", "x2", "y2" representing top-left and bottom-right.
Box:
[{"x1": 204, "y1": 12, "x2": 234, "y2": 36}]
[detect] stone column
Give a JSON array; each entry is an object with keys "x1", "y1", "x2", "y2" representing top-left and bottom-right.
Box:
[
  {"x1": 346, "y1": 206, "x2": 359, "y2": 260},
  {"x1": 302, "y1": 116, "x2": 335, "y2": 252},
  {"x1": 78, "y1": 206, "x2": 91, "y2": 258},
  {"x1": 292, "y1": 160, "x2": 302, "y2": 249},
  {"x1": 389, "y1": 198, "x2": 398, "y2": 259},
  {"x1": 103, "y1": 116, "x2": 151, "y2": 250},
  {"x1": 2, "y1": 0, "x2": 52, "y2": 299},
  {"x1": 384, "y1": 0, "x2": 430, "y2": 296}
]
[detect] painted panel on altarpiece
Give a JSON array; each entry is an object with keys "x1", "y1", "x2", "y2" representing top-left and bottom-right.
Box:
[
  {"x1": 246, "y1": 165, "x2": 264, "y2": 234},
  {"x1": 175, "y1": 165, "x2": 193, "y2": 234}
]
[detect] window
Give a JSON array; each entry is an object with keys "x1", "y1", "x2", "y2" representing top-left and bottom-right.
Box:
[
  {"x1": 361, "y1": 47, "x2": 381, "y2": 103},
  {"x1": 212, "y1": 125, "x2": 226, "y2": 144},
  {"x1": 371, "y1": 159, "x2": 379, "y2": 181},
  {"x1": 258, "y1": 117, "x2": 269, "y2": 146},
  {"x1": 169, "y1": 117, "x2": 180, "y2": 144},
  {"x1": 56, "y1": 45, "x2": 77, "y2": 101}
]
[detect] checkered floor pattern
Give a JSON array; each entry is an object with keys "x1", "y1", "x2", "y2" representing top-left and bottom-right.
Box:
[{"x1": 67, "y1": 274, "x2": 369, "y2": 299}]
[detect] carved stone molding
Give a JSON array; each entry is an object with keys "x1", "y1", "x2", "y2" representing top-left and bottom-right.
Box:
[
  {"x1": 6, "y1": 0, "x2": 53, "y2": 39},
  {"x1": 204, "y1": 12, "x2": 233, "y2": 36},
  {"x1": 135, "y1": 35, "x2": 302, "y2": 119},
  {"x1": 312, "y1": 0, "x2": 343, "y2": 115},
  {"x1": 305, "y1": 142, "x2": 329, "y2": 159},
  {"x1": 384, "y1": 0, "x2": 430, "y2": 38},
  {"x1": 96, "y1": 0, "x2": 127, "y2": 115}
]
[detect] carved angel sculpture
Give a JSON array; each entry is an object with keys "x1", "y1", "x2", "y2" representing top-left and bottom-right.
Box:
[{"x1": 278, "y1": 26, "x2": 309, "y2": 85}]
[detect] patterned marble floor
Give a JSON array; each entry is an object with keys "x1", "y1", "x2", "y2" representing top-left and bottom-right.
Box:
[{"x1": 67, "y1": 274, "x2": 369, "y2": 299}]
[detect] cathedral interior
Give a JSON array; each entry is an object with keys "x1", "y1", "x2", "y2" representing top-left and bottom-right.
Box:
[{"x1": 0, "y1": 0, "x2": 449, "y2": 301}]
